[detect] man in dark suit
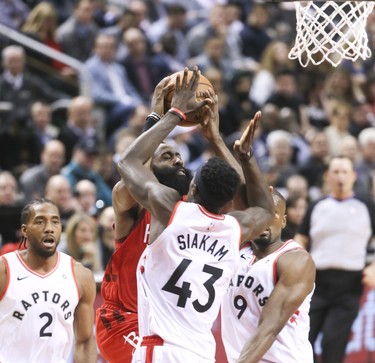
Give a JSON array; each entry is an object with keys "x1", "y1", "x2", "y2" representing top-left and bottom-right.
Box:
[{"x1": 84, "y1": 33, "x2": 145, "y2": 140}]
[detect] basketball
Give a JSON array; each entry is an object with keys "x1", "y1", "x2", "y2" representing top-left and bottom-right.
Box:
[{"x1": 164, "y1": 70, "x2": 213, "y2": 127}]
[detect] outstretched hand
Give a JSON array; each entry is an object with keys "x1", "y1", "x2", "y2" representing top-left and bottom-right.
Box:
[
  {"x1": 233, "y1": 111, "x2": 261, "y2": 160},
  {"x1": 151, "y1": 76, "x2": 173, "y2": 116},
  {"x1": 171, "y1": 66, "x2": 211, "y2": 116},
  {"x1": 200, "y1": 88, "x2": 220, "y2": 141}
]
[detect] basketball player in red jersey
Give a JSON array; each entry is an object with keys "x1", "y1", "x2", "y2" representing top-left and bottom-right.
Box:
[{"x1": 96, "y1": 74, "x2": 247, "y2": 363}]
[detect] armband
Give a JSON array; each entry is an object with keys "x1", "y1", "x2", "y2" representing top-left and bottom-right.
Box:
[{"x1": 168, "y1": 107, "x2": 187, "y2": 122}]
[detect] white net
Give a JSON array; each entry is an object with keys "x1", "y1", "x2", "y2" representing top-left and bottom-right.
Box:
[{"x1": 288, "y1": 1, "x2": 375, "y2": 67}]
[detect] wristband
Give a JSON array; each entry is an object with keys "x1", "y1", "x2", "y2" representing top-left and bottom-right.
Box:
[
  {"x1": 148, "y1": 112, "x2": 161, "y2": 122},
  {"x1": 141, "y1": 116, "x2": 158, "y2": 133},
  {"x1": 168, "y1": 107, "x2": 187, "y2": 122},
  {"x1": 238, "y1": 146, "x2": 254, "y2": 162}
]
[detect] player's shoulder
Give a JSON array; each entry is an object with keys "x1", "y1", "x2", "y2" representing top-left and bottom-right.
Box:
[{"x1": 72, "y1": 260, "x2": 96, "y2": 297}]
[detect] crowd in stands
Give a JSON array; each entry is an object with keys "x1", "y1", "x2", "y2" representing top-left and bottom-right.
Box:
[{"x1": 1, "y1": 0, "x2": 375, "y2": 269}]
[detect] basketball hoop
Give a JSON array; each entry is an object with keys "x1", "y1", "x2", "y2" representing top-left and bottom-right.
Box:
[{"x1": 288, "y1": 1, "x2": 375, "y2": 67}]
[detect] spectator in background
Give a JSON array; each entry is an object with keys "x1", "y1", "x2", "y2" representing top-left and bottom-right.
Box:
[
  {"x1": 187, "y1": 34, "x2": 234, "y2": 82},
  {"x1": 298, "y1": 130, "x2": 329, "y2": 194},
  {"x1": 57, "y1": 96, "x2": 97, "y2": 162},
  {"x1": 249, "y1": 40, "x2": 295, "y2": 107},
  {"x1": 97, "y1": 206, "x2": 115, "y2": 269},
  {"x1": 0, "y1": 0, "x2": 30, "y2": 30},
  {"x1": 283, "y1": 174, "x2": 310, "y2": 201},
  {"x1": 262, "y1": 129, "x2": 298, "y2": 188},
  {"x1": 154, "y1": 32, "x2": 185, "y2": 73},
  {"x1": 56, "y1": 0, "x2": 98, "y2": 62},
  {"x1": 21, "y1": 2, "x2": 76, "y2": 81},
  {"x1": 102, "y1": 7, "x2": 138, "y2": 62},
  {"x1": 121, "y1": 27, "x2": 171, "y2": 103},
  {"x1": 323, "y1": 68, "x2": 364, "y2": 106},
  {"x1": 75, "y1": 179, "x2": 99, "y2": 217},
  {"x1": 64, "y1": 212, "x2": 102, "y2": 272},
  {"x1": 348, "y1": 101, "x2": 374, "y2": 138},
  {"x1": 0, "y1": 44, "x2": 69, "y2": 130},
  {"x1": 355, "y1": 127, "x2": 375, "y2": 198},
  {"x1": 61, "y1": 138, "x2": 112, "y2": 207},
  {"x1": 44, "y1": 174, "x2": 82, "y2": 228},
  {"x1": 146, "y1": 4, "x2": 189, "y2": 64},
  {"x1": 281, "y1": 194, "x2": 308, "y2": 241},
  {"x1": 265, "y1": 69, "x2": 310, "y2": 135},
  {"x1": 28, "y1": 101, "x2": 59, "y2": 155},
  {"x1": 223, "y1": 69, "x2": 257, "y2": 137},
  {"x1": 0, "y1": 171, "x2": 24, "y2": 249},
  {"x1": 324, "y1": 99, "x2": 352, "y2": 157},
  {"x1": 185, "y1": 4, "x2": 228, "y2": 58},
  {"x1": 19, "y1": 139, "x2": 65, "y2": 202},
  {"x1": 239, "y1": 3, "x2": 271, "y2": 65},
  {"x1": 84, "y1": 33, "x2": 144, "y2": 140}
]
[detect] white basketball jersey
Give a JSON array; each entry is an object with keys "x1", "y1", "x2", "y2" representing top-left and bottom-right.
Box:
[
  {"x1": 221, "y1": 240, "x2": 314, "y2": 363},
  {"x1": 0, "y1": 251, "x2": 80, "y2": 363},
  {"x1": 137, "y1": 201, "x2": 241, "y2": 360}
]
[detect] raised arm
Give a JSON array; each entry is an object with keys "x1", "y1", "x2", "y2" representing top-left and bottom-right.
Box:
[
  {"x1": 236, "y1": 249, "x2": 316, "y2": 363},
  {"x1": 229, "y1": 114, "x2": 274, "y2": 242},
  {"x1": 200, "y1": 89, "x2": 245, "y2": 184},
  {"x1": 118, "y1": 67, "x2": 210, "y2": 227},
  {"x1": 73, "y1": 262, "x2": 97, "y2": 363},
  {"x1": 113, "y1": 76, "x2": 173, "y2": 240}
]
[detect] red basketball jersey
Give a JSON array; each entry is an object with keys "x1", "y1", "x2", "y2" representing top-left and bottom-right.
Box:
[{"x1": 101, "y1": 208, "x2": 151, "y2": 312}]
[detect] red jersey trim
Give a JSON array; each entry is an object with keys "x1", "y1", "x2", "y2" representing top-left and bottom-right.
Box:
[
  {"x1": 15, "y1": 250, "x2": 60, "y2": 278},
  {"x1": 272, "y1": 240, "x2": 303, "y2": 284},
  {"x1": 197, "y1": 204, "x2": 225, "y2": 220},
  {"x1": 71, "y1": 256, "x2": 81, "y2": 300},
  {"x1": 0, "y1": 256, "x2": 10, "y2": 300},
  {"x1": 168, "y1": 201, "x2": 182, "y2": 227}
]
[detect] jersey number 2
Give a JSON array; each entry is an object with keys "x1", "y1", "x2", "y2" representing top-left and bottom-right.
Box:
[
  {"x1": 162, "y1": 258, "x2": 223, "y2": 312},
  {"x1": 39, "y1": 312, "x2": 53, "y2": 337}
]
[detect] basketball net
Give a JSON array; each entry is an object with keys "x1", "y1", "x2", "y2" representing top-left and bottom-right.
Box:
[{"x1": 288, "y1": 1, "x2": 375, "y2": 67}]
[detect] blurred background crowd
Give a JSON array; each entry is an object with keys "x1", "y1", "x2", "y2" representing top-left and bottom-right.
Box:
[{"x1": 1, "y1": 0, "x2": 375, "y2": 274}]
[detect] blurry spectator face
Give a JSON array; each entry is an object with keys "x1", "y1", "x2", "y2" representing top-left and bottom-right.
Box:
[
  {"x1": 45, "y1": 176, "x2": 73, "y2": 208},
  {"x1": 0, "y1": 173, "x2": 17, "y2": 205},
  {"x1": 123, "y1": 28, "x2": 147, "y2": 57},
  {"x1": 276, "y1": 74, "x2": 297, "y2": 97},
  {"x1": 310, "y1": 132, "x2": 329, "y2": 160},
  {"x1": 248, "y1": 5, "x2": 269, "y2": 28},
  {"x1": 330, "y1": 105, "x2": 351, "y2": 131},
  {"x1": 69, "y1": 97, "x2": 93, "y2": 129},
  {"x1": 75, "y1": 219, "x2": 96, "y2": 246},
  {"x1": 76, "y1": 180, "x2": 96, "y2": 213},
  {"x1": 209, "y1": 5, "x2": 226, "y2": 28},
  {"x1": 205, "y1": 37, "x2": 225, "y2": 61},
  {"x1": 272, "y1": 42, "x2": 290, "y2": 65},
  {"x1": 95, "y1": 34, "x2": 117, "y2": 62},
  {"x1": 2, "y1": 48, "x2": 25, "y2": 76},
  {"x1": 286, "y1": 175, "x2": 309, "y2": 200},
  {"x1": 75, "y1": 0, "x2": 94, "y2": 24},
  {"x1": 98, "y1": 206, "x2": 115, "y2": 250},
  {"x1": 168, "y1": 12, "x2": 186, "y2": 29},
  {"x1": 341, "y1": 135, "x2": 358, "y2": 162},
  {"x1": 31, "y1": 102, "x2": 52, "y2": 129},
  {"x1": 41, "y1": 141, "x2": 65, "y2": 174},
  {"x1": 128, "y1": 0, "x2": 148, "y2": 27},
  {"x1": 287, "y1": 197, "x2": 308, "y2": 225},
  {"x1": 269, "y1": 138, "x2": 293, "y2": 165}
]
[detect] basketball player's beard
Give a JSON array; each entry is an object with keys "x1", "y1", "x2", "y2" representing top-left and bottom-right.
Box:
[
  {"x1": 252, "y1": 233, "x2": 272, "y2": 249},
  {"x1": 153, "y1": 165, "x2": 193, "y2": 196}
]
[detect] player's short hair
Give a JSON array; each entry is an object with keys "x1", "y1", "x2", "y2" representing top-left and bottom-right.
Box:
[
  {"x1": 195, "y1": 157, "x2": 240, "y2": 210},
  {"x1": 20, "y1": 198, "x2": 58, "y2": 225}
]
